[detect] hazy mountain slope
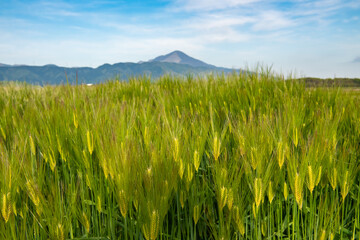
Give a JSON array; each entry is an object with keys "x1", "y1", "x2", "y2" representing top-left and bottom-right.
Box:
[{"x1": 0, "y1": 51, "x2": 235, "y2": 85}]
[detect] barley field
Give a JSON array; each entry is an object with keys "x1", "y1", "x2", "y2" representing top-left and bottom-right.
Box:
[{"x1": 0, "y1": 71, "x2": 359, "y2": 239}]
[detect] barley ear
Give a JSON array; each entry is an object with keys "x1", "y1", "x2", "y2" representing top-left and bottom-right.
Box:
[
  {"x1": 1, "y1": 193, "x2": 11, "y2": 223},
  {"x1": 173, "y1": 137, "x2": 179, "y2": 162},
  {"x1": 213, "y1": 134, "x2": 220, "y2": 161},
  {"x1": 178, "y1": 159, "x2": 185, "y2": 179},
  {"x1": 233, "y1": 206, "x2": 245, "y2": 235},
  {"x1": 250, "y1": 147, "x2": 257, "y2": 170},
  {"x1": 307, "y1": 165, "x2": 315, "y2": 194},
  {"x1": 150, "y1": 210, "x2": 160, "y2": 240},
  {"x1": 267, "y1": 181, "x2": 275, "y2": 204},
  {"x1": 284, "y1": 182, "x2": 289, "y2": 201},
  {"x1": 227, "y1": 188, "x2": 234, "y2": 210},
  {"x1": 330, "y1": 168, "x2": 337, "y2": 190},
  {"x1": 193, "y1": 150, "x2": 200, "y2": 172},
  {"x1": 319, "y1": 229, "x2": 326, "y2": 240},
  {"x1": 96, "y1": 195, "x2": 102, "y2": 213},
  {"x1": 293, "y1": 128, "x2": 298, "y2": 147},
  {"x1": 316, "y1": 166, "x2": 322, "y2": 186},
  {"x1": 219, "y1": 186, "x2": 227, "y2": 210},
  {"x1": 57, "y1": 223, "x2": 65, "y2": 240},
  {"x1": 73, "y1": 112, "x2": 78, "y2": 129},
  {"x1": 119, "y1": 190, "x2": 128, "y2": 217},
  {"x1": 193, "y1": 205, "x2": 200, "y2": 225},
  {"x1": 341, "y1": 170, "x2": 350, "y2": 201},
  {"x1": 0, "y1": 127, "x2": 6, "y2": 141},
  {"x1": 277, "y1": 142, "x2": 284, "y2": 169},
  {"x1": 29, "y1": 135, "x2": 36, "y2": 156},
  {"x1": 254, "y1": 178, "x2": 262, "y2": 208},
  {"x1": 82, "y1": 212, "x2": 90, "y2": 233},
  {"x1": 142, "y1": 224, "x2": 150, "y2": 240},
  {"x1": 294, "y1": 173, "x2": 303, "y2": 209},
  {"x1": 86, "y1": 130, "x2": 93, "y2": 155}
]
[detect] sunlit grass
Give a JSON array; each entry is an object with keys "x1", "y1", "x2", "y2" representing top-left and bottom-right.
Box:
[{"x1": 0, "y1": 70, "x2": 359, "y2": 239}]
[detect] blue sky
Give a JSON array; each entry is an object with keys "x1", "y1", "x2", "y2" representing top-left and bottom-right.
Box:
[{"x1": 0, "y1": 0, "x2": 359, "y2": 77}]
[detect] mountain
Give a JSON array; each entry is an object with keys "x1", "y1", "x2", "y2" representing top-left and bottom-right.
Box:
[
  {"x1": 0, "y1": 63, "x2": 10, "y2": 67},
  {"x1": 0, "y1": 51, "x2": 236, "y2": 85},
  {"x1": 149, "y1": 50, "x2": 214, "y2": 68}
]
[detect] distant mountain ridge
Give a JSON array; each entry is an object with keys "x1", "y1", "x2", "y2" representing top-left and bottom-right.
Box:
[{"x1": 0, "y1": 51, "x2": 236, "y2": 85}]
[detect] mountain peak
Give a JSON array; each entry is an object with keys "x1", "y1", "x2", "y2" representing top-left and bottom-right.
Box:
[
  {"x1": 171, "y1": 50, "x2": 185, "y2": 55},
  {"x1": 150, "y1": 51, "x2": 213, "y2": 68}
]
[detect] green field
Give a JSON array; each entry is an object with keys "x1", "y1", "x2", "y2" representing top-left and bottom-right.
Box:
[{"x1": 0, "y1": 71, "x2": 359, "y2": 239}]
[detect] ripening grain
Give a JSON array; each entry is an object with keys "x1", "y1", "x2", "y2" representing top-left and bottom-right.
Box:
[{"x1": 0, "y1": 71, "x2": 359, "y2": 239}]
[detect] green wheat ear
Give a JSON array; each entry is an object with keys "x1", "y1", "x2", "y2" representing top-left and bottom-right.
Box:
[
  {"x1": 193, "y1": 204, "x2": 200, "y2": 225},
  {"x1": 118, "y1": 189, "x2": 128, "y2": 217},
  {"x1": 82, "y1": 212, "x2": 90, "y2": 234},
  {"x1": 29, "y1": 135, "x2": 36, "y2": 156},
  {"x1": 86, "y1": 130, "x2": 94, "y2": 155},
  {"x1": 295, "y1": 173, "x2": 303, "y2": 209},
  {"x1": 233, "y1": 206, "x2": 245, "y2": 235},
  {"x1": 254, "y1": 178, "x2": 262, "y2": 208},
  {"x1": 56, "y1": 223, "x2": 65, "y2": 240},
  {"x1": 218, "y1": 186, "x2": 227, "y2": 210},
  {"x1": 173, "y1": 137, "x2": 179, "y2": 162},
  {"x1": 1, "y1": 193, "x2": 11, "y2": 223},
  {"x1": 293, "y1": 128, "x2": 298, "y2": 147},
  {"x1": 73, "y1": 112, "x2": 78, "y2": 129},
  {"x1": 267, "y1": 181, "x2": 275, "y2": 204},
  {"x1": 213, "y1": 134, "x2": 220, "y2": 161},
  {"x1": 307, "y1": 165, "x2": 315, "y2": 194},
  {"x1": 150, "y1": 210, "x2": 160, "y2": 240},
  {"x1": 283, "y1": 182, "x2": 289, "y2": 201},
  {"x1": 341, "y1": 170, "x2": 350, "y2": 201},
  {"x1": 226, "y1": 188, "x2": 234, "y2": 210},
  {"x1": 0, "y1": 126, "x2": 6, "y2": 141},
  {"x1": 193, "y1": 150, "x2": 200, "y2": 172},
  {"x1": 330, "y1": 168, "x2": 337, "y2": 190},
  {"x1": 277, "y1": 141, "x2": 284, "y2": 169}
]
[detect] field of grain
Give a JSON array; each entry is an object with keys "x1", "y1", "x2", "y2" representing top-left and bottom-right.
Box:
[{"x1": 0, "y1": 71, "x2": 359, "y2": 239}]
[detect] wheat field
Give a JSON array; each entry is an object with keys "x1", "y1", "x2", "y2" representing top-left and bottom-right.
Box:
[{"x1": 0, "y1": 70, "x2": 359, "y2": 239}]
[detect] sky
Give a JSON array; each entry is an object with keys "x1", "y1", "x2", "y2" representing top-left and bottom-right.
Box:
[{"x1": 0, "y1": 0, "x2": 359, "y2": 78}]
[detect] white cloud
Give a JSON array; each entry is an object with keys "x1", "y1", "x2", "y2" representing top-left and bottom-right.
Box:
[
  {"x1": 252, "y1": 11, "x2": 295, "y2": 31},
  {"x1": 187, "y1": 14, "x2": 254, "y2": 30},
  {"x1": 172, "y1": 0, "x2": 261, "y2": 11}
]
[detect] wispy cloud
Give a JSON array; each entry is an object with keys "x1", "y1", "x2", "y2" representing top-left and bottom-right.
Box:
[
  {"x1": 353, "y1": 57, "x2": 360, "y2": 63},
  {"x1": 172, "y1": 0, "x2": 261, "y2": 11},
  {"x1": 187, "y1": 14, "x2": 254, "y2": 30},
  {"x1": 252, "y1": 11, "x2": 295, "y2": 31}
]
